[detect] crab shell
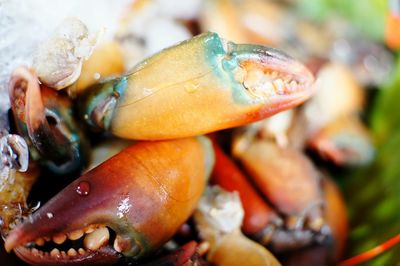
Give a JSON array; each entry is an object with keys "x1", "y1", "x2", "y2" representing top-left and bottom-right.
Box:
[{"x1": 5, "y1": 137, "x2": 214, "y2": 265}]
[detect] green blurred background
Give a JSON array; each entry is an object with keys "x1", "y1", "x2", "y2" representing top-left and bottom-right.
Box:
[{"x1": 297, "y1": 0, "x2": 400, "y2": 264}]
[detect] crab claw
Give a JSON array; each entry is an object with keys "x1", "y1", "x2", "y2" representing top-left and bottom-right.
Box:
[
  {"x1": 9, "y1": 67, "x2": 88, "y2": 175},
  {"x1": 233, "y1": 139, "x2": 326, "y2": 234},
  {"x1": 81, "y1": 32, "x2": 314, "y2": 140},
  {"x1": 4, "y1": 137, "x2": 214, "y2": 265},
  {"x1": 308, "y1": 116, "x2": 374, "y2": 167},
  {"x1": 212, "y1": 142, "x2": 319, "y2": 252}
]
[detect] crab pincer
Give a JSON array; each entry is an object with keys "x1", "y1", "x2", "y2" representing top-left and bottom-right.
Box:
[
  {"x1": 233, "y1": 139, "x2": 326, "y2": 233},
  {"x1": 212, "y1": 142, "x2": 320, "y2": 252},
  {"x1": 4, "y1": 137, "x2": 214, "y2": 265},
  {"x1": 80, "y1": 32, "x2": 315, "y2": 140},
  {"x1": 9, "y1": 67, "x2": 88, "y2": 175}
]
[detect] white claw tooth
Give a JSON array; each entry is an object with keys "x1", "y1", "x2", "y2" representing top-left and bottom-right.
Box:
[
  {"x1": 263, "y1": 82, "x2": 275, "y2": 95},
  {"x1": 61, "y1": 251, "x2": 67, "y2": 257},
  {"x1": 248, "y1": 69, "x2": 264, "y2": 83},
  {"x1": 32, "y1": 248, "x2": 39, "y2": 256},
  {"x1": 78, "y1": 248, "x2": 86, "y2": 255},
  {"x1": 68, "y1": 229, "x2": 84, "y2": 240},
  {"x1": 114, "y1": 235, "x2": 141, "y2": 256},
  {"x1": 50, "y1": 248, "x2": 60, "y2": 257},
  {"x1": 53, "y1": 233, "x2": 67, "y2": 244},
  {"x1": 290, "y1": 80, "x2": 298, "y2": 90},
  {"x1": 273, "y1": 79, "x2": 285, "y2": 94},
  {"x1": 85, "y1": 225, "x2": 95, "y2": 234},
  {"x1": 113, "y1": 235, "x2": 124, "y2": 253},
  {"x1": 67, "y1": 248, "x2": 78, "y2": 256},
  {"x1": 244, "y1": 68, "x2": 264, "y2": 90},
  {"x1": 197, "y1": 241, "x2": 210, "y2": 256},
  {"x1": 113, "y1": 241, "x2": 121, "y2": 253},
  {"x1": 83, "y1": 227, "x2": 110, "y2": 251}
]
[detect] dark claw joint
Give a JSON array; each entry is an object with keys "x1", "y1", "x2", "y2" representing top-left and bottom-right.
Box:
[
  {"x1": 4, "y1": 137, "x2": 214, "y2": 265},
  {"x1": 9, "y1": 67, "x2": 88, "y2": 175}
]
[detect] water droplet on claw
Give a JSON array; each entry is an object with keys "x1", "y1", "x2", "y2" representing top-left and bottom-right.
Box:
[
  {"x1": 93, "y1": 73, "x2": 101, "y2": 80},
  {"x1": 142, "y1": 88, "x2": 153, "y2": 96},
  {"x1": 184, "y1": 83, "x2": 199, "y2": 93},
  {"x1": 76, "y1": 181, "x2": 90, "y2": 196}
]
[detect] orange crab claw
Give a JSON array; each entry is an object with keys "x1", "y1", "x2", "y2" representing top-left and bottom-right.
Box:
[
  {"x1": 212, "y1": 142, "x2": 323, "y2": 252},
  {"x1": 233, "y1": 139, "x2": 325, "y2": 233},
  {"x1": 4, "y1": 137, "x2": 214, "y2": 265},
  {"x1": 308, "y1": 116, "x2": 374, "y2": 167},
  {"x1": 81, "y1": 32, "x2": 315, "y2": 140}
]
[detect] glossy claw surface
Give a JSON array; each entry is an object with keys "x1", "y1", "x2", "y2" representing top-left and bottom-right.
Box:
[
  {"x1": 81, "y1": 32, "x2": 314, "y2": 140},
  {"x1": 5, "y1": 137, "x2": 214, "y2": 265}
]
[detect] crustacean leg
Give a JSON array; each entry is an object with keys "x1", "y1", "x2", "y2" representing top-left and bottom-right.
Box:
[
  {"x1": 302, "y1": 63, "x2": 374, "y2": 167},
  {"x1": 4, "y1": 137, "x2": 214, "y2": 265},
  {"x1": 232, "y1": 139, "x2": 326, "y2": 233},
  {"x1": 9, "y1": 67, "x2": 88, "y2": 175},
  {"x1": 280, "y1": 175, "x2": 349, "y2": 266},
  {"x1": 212, "y1": 143, "x2": 319, "y2": 252},
  {"x1": 80, "y1": 32, "x2": 315, "y2": 140},
  {"x1": 211, "y1": 143, "x2": 283, "y2": 236},
  {"x1": 308, "y1": 115, "x2": 374, "y2": 167}
]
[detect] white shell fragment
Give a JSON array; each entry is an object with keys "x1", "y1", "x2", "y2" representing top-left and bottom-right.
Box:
[
  {"x1": 0, "y1": 134, "x2": 29, "y2": 172},
  {"x1": 32, "y1": 18, "x2": 99, "y2": 90},
  {"x1": 195, "y1": 186, "x2": 244, "y2": 243},
  {"x1": 261, "y1": 110, "x2": 294, "y2": 147}
]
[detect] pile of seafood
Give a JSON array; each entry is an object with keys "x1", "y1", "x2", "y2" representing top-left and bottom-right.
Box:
[{"x1": 0, "y1": 0, "x2": 396, "y2": 265}]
